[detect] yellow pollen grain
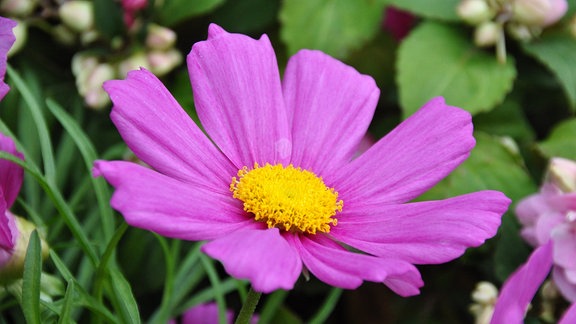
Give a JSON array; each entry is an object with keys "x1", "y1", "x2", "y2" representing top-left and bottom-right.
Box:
[{"x1": 230, "y1": 163, "x2": 343, "y2": 234}]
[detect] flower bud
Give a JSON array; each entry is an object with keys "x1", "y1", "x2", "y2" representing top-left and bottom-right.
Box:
[
  {"x1": 7, "y1": 21, "x2": 26, "y2": 57},
  {"x1": 146, "y1": 24, "x2": 177, "y2": 51},
  {"x1": 474, "y1": 21, "x2": 501, "y2": 47},
  {"x1": 0, "y1": 0, "x2": 37, "y2": 17},
  {"x1": 513, "y1": 0, "x2": 568, "y2": 27},
  {"x1": 59, "y1": 1, "x2": 94, "y2": 33},
  {"x1": 546, "y1": 157, "x2": 576, "y2": 193},
  {"x1": 506, "y1": 22, "x2": 540, "y2": 41},
  {"x1": 118, "y1": 51, "x2": 150, "y2": 78},
  {"x1": 83, "y1": 63, "x2": 115, "y2": 109},
  {"x1": 52, "y1": 25, "x2": 76, "y2": 46},
  {"x1": 457, "y1": 0, "x2": 495, "y2": 25},
  {"x1": 569, "y1": 15, "x2": 576, "y2": 39},
  {"x1": 0, "y1": 216, "x2": 49, "y2": 284},
  {"x1": 471, "y1": 281, "x2": 499, "y2": 304},
  {"x1": 147, "y1": 49, "x2": 182, "y2": 76}
]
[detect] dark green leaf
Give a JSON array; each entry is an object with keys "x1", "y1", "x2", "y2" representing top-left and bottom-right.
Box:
[
  {"x1": 280, "y1": 0, "x2": 387, "y2": 59},
  {"x1": 522, "y1": 32, "x2": 576, "y2": 110},
  {"x1": 108, "y1": 268, "x2": 141, "y2": 324},
  {"x1": 22, "y1": 231, "x2": 42, "y2": 324},
  {"x1": 94, "y1": 0, "x2": 124, "y2": 40},
  {"x1": 397, "y1": 22, "x2": 516, "y2": 118},
  {"x1": 388, "y1": 0, "x2": 461, "y2": 21},
  {"x1": 538, "y1": 118, "x2": 576, "y2": 160},
  {"x1": 212, "y1": 0, "x2": 280, "y2": 33},
  {"x1": 158, "y1": 0, "x2": 225, "y2": 26}
]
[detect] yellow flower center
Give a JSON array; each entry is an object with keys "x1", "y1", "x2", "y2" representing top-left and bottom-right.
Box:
[{"x1": 230, "y1": 163, "x2": 343, "y2": 234}]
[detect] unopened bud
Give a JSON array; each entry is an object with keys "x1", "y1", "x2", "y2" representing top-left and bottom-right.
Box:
[
  {"x1": 0, "y1": 216, "x2": 49, "y2": 284},
  {"x1": 457, "y1": 0, "x2": 495, "y2": 25},
  {"x1": 471, "y1": 281, "x2": 499, "y2": 304},
  {"x1": 507, "y1": 22, "x2": 540, "y2": 41},
  {"x1": 547, "y1": 157, "x2": 576, "y2": 193},
  {"x1": 52, "y1": 25, "x2": 76, "y2": 46},
  {"x1": 569, "y1": 15, "x2": 576, "y2": 39},
  {"x1": 474, "y1": 21, "x2": 501, "y2": 47},
  {"x1": 7, "y1": 21, "x2": 26, "y2": 57},
  {"x1": 146, "y1": 24, "x2": 177, "y2": 50},
  {"x1": 59, "y1": 1, "x2": 94, "y2": 33},
  {"x1": 118, "y1": 51, "x2": 150, "y2": 78},
  {"x1": 83, "y1": 63, "x2": 115, "y2": 109},
  {"x1": 148, "y1": 49, "x2": 182, "y2": 76},
  {"x1": 513, "y1": 0, "x2": 568, "y2": 27},
  {"x1": 0, "y1": 0, "x2": 36, "y2": 17}
]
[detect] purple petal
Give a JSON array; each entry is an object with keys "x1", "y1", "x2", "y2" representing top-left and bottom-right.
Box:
[
  {"x1": 559, "y1": 303, "x2": 576, "y2": 324},
  {"x1": 553, "y1": 267, "x2": 576, "y2": 303},
  {"x1": 0, "y1": 17, "x2": 16, "y2": 101},
  {"x1": 491, "y1": 242, "x2": 553, "y2": 324},
  {"x1": 331, "y1": 191, "x2": 509, "y2": 264},
  {"x1": 0, "y1": 208, "x2": 17, "y2": 267},
  {"x1": 103, "y1": 68, "x2": 236, "y2": 191},
  {"x1": 93, "y1": 160, "x2": 257, "y2": 241},
  {"x1": 288, "y1": 234, "x2": 423, "y2": 295},
  {"x1": 187, "y1": 24, "x2": 291, "y2": 168},
  {"x1": 552, "y1": 223, "x2": 576, "y2": 270},
  {"x1": 283, "y1": 50, "x2": 379, "y2": 176},
  {"x1": 181, "y1": 302, "x2": 234, "y2": 324},
  {"x1": 532, "y1": 211, "x2": 564, "y2": 246},
  {"x1": 0, "y1": 132, "x2": 23, "y2": 208},
  {"x1": 331, "y1": 97, "x2": 475, "y2": 205},
  {"x1": 202, "y1": 228, "x2": 302, "y2": 293}
]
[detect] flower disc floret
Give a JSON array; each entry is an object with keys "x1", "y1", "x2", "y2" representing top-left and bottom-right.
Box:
[{"x1": 230, "y1": 163, "x2": 342, "y2": 234}]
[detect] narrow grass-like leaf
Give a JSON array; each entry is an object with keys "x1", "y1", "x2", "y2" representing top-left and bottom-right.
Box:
[
  {"x1": 0, "y1": 152, "x2": 98, "y2": 264},
  {"x1": 22, "y1": 230, "x2": 42, "y2": 324},
  {"x1": 200, "y1": 254, "x2": 228, "y2": 324},
  {"x1": 7, "y1": 65, "x2": 56, "y2": 185},
  {"x1": 148, "y1": 235, "x2": 177, "y2": 324},
  {"x1": 308, "y1": 288, "x2": 342, "y2": 324},
  {"x1": 46, "y1": 99, "x2": 114, "y2": 239},
  {"x1": 108, "y1": 268, "x2": 141, "y2": 324},
  {"x1": 57, "y1": 280, "x2": 75, "y2": 324},
  {"x1": 93, "y1": 222, "x2": 129, "y2": 305}
]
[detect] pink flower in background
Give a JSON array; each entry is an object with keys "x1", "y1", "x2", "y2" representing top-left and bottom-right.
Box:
[
  {"x1": 512, "y1": 0, "x2": 568, "y2": 27},
  {"x1": 0, "y1": 132, "x2": 24, "y2": 269},
  {"x1": 121, "y1": 0, "x2": 147, "y2": 28},
  {"x1": 382, "y1": 6, "x2": 415, "y2": 41},
  {"x1": 94, "y1": 24, "x2": 510, "y2": 294},
  {"x1": 168, "y1": 302, "x2": 258, "y2": 324},
  {"x1": 491, "y1": 241, "x2": 576, "y2": 324},
  {"x1": 0, "y1": 17, "x2": 16, "y2": 100},
  {"x1": 516, "y1": 157, "x2": 576, "y2": 302}
]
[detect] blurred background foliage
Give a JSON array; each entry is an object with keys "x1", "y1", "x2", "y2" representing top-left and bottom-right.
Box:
[{"x1": 0, "y1": 0, "x2": 575, "y2": 322}]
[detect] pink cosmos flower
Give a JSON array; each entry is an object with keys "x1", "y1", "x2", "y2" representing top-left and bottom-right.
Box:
[
  {"x1": 516, "y1": 157, "x2": 576, "y2": 302},
  {"x1": 94, "y1": 24, "x2": 510, "y2": 294},
  {"x1": 491, "y1": 241, "x2": 576, "y2": 323},
  {"x1": 0, "y1": 132, "x2": 24, "y2": 269},
  {"x1": 0, "y1": 16, "x2": 16, "y2": 101},
  {"x1": 168, "y1": 302, "x2": 258, "y2": 324}
]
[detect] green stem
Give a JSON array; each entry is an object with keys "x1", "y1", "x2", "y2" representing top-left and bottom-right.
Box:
[{"x1": 234, "y1": 287, "x2": 262, "y2": 324}]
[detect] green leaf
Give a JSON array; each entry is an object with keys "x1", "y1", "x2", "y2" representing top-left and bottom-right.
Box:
[
  {"x1": 418, "y1": 133, "x2": 536, "y2": 203},
  {"x1": 522, "y1": 32, "x2": 576, "y2": 110},
  {"x1": 57, "y1": 280, "x2": 75, "y2": 324},
  {"x1": 158, "y1": 0, "x2": 225, "y2": 26},
  {"x1": 22, "y1": 231, "x2": 42, "y2": 324},
  {"x1": 212, "y1": 0, "x2": 280, "y2": 33},
  {"x1": 473, "y1": 99, "x2": 536, "y2": 142},
  {"x1": 308, "y1": 288, "x2": 342, "y2": 324},
  {"x1": 538, "y1": 118, "x2": 576, "y2": 160},
  {"x1": 94, "y1": 0, "x2": 124, "y2": 40},
  {"x1": 108, "y1": 268, "x2": 141, "y2": 324},
  {"x1": 397, "y1": 22, "x2": 516, "y2": 118},
  {"x1": 280, "y1": 0, "x2": 387, "y2": 59},
  {"x1": 388, "y1": 0, "x2": 461, "y2": 21},
  {"x1": 493, "y1": 214, "x2": 531, "y2": 282}
]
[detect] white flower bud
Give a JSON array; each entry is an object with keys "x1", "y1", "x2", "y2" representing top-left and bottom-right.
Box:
[
  {"x1": 59, "y1": 1, "x2": 94, "y2": 33},
  {"x1": 547, "y1": 157, "x2": 576, "y2": 193},
  {"x1": 513, "y1": 0, "x2": 568, "y2": 27},
  {"x1": 146, "y1": 24, "x2": 177, "y2": 51},
  {"x1": 8, "y1": 21, "x2": 26, "y2": 57},
  {"x1": 474, "y1": 21, "x2": 501, "y2": 47},
  {"x1": 83, "y1": 63, "x2": 115, "y2": 109},
  {"x1": 506, "y1": 22, "x2": 540, "y2": 41},
  {"x1": 457, "y1": 0, "x2": 495, "y2": 25},
  {"x1": 471, "y1": 281, "x2": 499, "y2": 304},
  {"x1": 0, "y1": 0, "x2": 37, "y2": 17},
  {"x1": 118, "y1": 51, "x2": 150, "y2": 78},
  {"x1": 147, "y1": 49, "x2": 182, "y2": 76}
]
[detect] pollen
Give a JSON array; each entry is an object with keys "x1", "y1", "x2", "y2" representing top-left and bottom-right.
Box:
[{"x1": 230, "y1": 163, "x2": 343, "y2": 234}]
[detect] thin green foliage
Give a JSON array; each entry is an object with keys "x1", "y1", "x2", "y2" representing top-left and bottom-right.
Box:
[{"x1": 22, "y1": 230, "x2": 42, "y2": 324}]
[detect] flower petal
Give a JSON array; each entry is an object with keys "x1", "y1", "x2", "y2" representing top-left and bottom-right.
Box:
[
  {"x1": 332, "y1": 97, "x2": 475, "y2": 204},
  {"x1": 0, "y1": 132, "x2": 23, "y2": 208},
  {"x1": 0, "y1": 17, "x2": 16, "y2": 101},
  {"x1": 187, "y1": 24, "x2": 291, "y2": 167},
  {"x1": 552, "y1": 223, "x2": 576, "y2": 270},
  {"x1": 103, "y1": 68, "x2": 236, "y2": 191},
  {"x1": 331, "y1": 191, "x2": 509, "y2": 264},
  {"x1": 283, "y1": 50, "x2": 379, "y2": 175},
  {"x1": 288, "y1": 234, "x2": 423, "y2": 295},
  {"x1": 0, "y1": 195, "x2": 11, "y2": 249},
  {"x1": 553, "y1": 267, "x2": 576, "y2": 303},
  {"x1": 559, "y1": 303, "x2": 576, "y2": 324},
  {"x1": 202, "y1": 228, "x2": 302, "y2": 293},
  {"x1": 491, "y1": 242, "x2": 553, "y2": 324},
  {"x1": 181, "y1": 302, "x2": 234, "y2": 324},
  {"x1": 93, "y1": 160, "x2": 256, "y2": 241}
]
